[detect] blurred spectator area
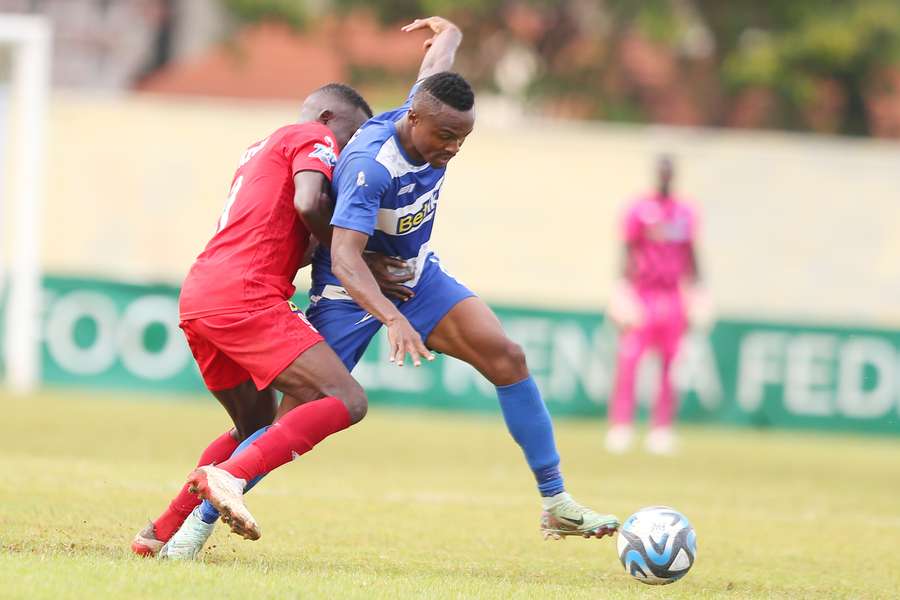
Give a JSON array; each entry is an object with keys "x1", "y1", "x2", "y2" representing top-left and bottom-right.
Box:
[
  {"x1": 0, "y1": 0, "x2": 222, "y2": 90},
  {"x1": 2, "y1": 1, "x2": 900, "y2": 136},
  {"x1": 0, "y1": 0, "x2": 422, "y2": 99}
]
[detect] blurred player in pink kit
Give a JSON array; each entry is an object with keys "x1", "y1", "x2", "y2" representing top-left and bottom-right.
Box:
[{"x1": 606, "y1": 156, "x2": 706, "y2": 455}]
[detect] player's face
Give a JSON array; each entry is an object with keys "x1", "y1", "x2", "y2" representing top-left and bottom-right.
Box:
[
  {"x1": 410, "y1": 108, "x2": 475, "y2": 168},
  {"x1": 658, "y1": 159, "x2": 674, "y2": 187}
]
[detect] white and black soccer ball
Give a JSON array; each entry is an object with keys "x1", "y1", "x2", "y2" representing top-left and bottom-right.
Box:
[{"x1": 617, "y1": 506, "x2": 696, "y2": 585}]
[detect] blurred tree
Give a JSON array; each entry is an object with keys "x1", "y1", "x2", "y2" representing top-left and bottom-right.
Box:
[
  {"x1": 216, "y1": 0, "x2": 900, "y2": 137},
  {"x1": 221, "y1": 0, "x2": 307, "y2": 28}
]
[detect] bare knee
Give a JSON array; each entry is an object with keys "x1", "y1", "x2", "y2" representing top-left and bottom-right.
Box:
[
  {"x1": 335, "y1": 379, "x2": 368, "y2": 424},
  {"x1": 484, "y1": 340, "x2": 529, "y2": 386}
]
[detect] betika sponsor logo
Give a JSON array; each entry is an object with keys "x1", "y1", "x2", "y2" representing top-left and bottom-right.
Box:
[
  {"x1": 375, "y1": 177, "x2": 443, "y2": 236},
  {"x1": 397, "y1": 195, "x2": 437, "y2": 234}
]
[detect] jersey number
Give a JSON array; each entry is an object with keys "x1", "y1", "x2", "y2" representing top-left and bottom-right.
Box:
[{"x1": 217, "y1": 175, "x2": 243, "y2": 233}]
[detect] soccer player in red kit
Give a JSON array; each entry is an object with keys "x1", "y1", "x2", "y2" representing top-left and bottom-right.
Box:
[{"x1": 131, "y1": 83, "x2": 374, "y2": 554}]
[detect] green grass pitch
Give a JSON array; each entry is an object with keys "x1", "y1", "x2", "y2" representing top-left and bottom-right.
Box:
[{"x1": 2, "y1": 390, "x2": 899, "y2": 599}]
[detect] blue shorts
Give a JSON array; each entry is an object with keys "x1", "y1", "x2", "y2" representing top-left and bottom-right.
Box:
[{"x1": 307, "y1": 255, "x2": 475, "y2": 370}]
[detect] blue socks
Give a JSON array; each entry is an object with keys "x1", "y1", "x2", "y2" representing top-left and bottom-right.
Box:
[
  {"x1": 496, "y1": 376, "x2": 565, "y2": 497},
  {"x1": 198, "y1": 426, "x2": 269, "y2": 524}
]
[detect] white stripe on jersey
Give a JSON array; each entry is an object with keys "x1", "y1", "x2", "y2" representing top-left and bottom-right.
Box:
[{"x1": 374, "y1": 137, "x2": 430, "y2": 178}]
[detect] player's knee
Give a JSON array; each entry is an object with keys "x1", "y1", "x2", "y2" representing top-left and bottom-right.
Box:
[
  {"x1": 488, "y1": 340, "x2": 529, "y2": 385},
  {"x1": 337, "y1": 380, "x2": 368, "y2": 424}
]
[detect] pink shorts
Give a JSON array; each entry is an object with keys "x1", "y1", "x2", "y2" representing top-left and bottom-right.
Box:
[
  {"x1": 180, "y1": 301, "x2": 324, "y2": 391},
  {"x1": 635, "y1": 287, "x2": 687, "y2": 354}
]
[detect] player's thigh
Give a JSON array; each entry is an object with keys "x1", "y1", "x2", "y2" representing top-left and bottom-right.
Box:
[
  {"x1": 276, "y1": 387, "x2": 324, "y2": 421},
  {"x1": 426, "y1": 296, "x2": 528, "y2": 385},
  {"x1": 272, "y1": 341, "x2": 367, "y2": 423},
  {"x1": 659, "y1": 321, "x2": 688, "y2": 362},
  {"x1": 617, "y1": 325, "x2": 650, "y2": 363},
  {"x1": 211, "y1": 382, "x2": 278, "y2": 439},
  {"x1": 306, "y1": 298, "x2": 383, "y2": 371}
]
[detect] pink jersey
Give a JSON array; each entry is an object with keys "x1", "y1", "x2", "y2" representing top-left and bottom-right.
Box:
[{"x1": 622, "y1": 194, "x2": 696, "y2": 290}]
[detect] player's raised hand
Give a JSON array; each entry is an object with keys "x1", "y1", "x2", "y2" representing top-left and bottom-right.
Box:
[
  {"x1": 363, "y1": 253, "x2": 415, "y2": 301},
  {"x1": 401, "y1": 17, "x2": 460, "y2": 50},
  {"x1": 386, "y1": 316, "x2": 434, "y2": 367}
]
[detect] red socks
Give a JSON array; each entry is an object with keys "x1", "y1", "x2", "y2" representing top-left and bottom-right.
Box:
[
  {"x1": 216, "y1": 396, "x2": 350, "y2": 483},
  {"x1": 152, "y1": 429, "x2": 239, "y2": 541}
]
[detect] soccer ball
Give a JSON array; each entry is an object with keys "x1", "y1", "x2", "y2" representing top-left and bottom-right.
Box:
[{"x1": 617, "y1": 506, "x2": 696, "y2": 585}]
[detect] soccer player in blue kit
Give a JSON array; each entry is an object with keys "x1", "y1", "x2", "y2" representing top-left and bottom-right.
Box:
[{"x1": 159, "y1": 16, "x2": 618, "y2": 559}]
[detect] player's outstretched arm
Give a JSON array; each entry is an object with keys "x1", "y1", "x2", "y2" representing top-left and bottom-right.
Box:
[
  {"x1": 402, "y1": 16, "x2": 462, "y2": 80},
  {"x1": 332, "y1": 227, "x2": 434, "y2": 367}
]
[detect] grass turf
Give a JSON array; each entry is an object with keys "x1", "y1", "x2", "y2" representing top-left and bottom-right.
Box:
[{"x1": 1, "y1": 390, "x2": 899, "y2": 599}]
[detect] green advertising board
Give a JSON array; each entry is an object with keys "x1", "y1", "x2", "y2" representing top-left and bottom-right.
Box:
[{"x1": 4, "y1": 275, "x2": 900, "y2": 435}]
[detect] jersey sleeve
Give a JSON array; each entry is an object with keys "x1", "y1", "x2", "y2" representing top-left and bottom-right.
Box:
[
  {"x1": 330, "y1": 157, "x2": 392, "y2": 236},
  {"x1": 284, "y1": 127, "x2": 339, "y2": 181}
]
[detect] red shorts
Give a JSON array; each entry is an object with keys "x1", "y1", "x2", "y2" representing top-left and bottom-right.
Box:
[{"x1": 180, "y1": 301, "x2": 324, "y2": 391}]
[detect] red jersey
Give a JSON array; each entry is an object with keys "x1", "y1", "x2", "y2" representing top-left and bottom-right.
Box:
[{"x1": 180, "y1": 122, "x2": 338, "y2": 319}]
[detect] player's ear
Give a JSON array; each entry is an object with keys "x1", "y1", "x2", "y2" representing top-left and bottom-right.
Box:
[
  {"x1": 407, "y1": 108, "x2": 419, "y2": 127},
  {"x1": 317, "y1": 109, "x2": 335, "y2": 126}
]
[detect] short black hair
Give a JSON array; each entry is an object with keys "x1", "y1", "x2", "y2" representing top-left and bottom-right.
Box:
[
  {"x1": 418, "y1": 72, "x2": 474, "y2": 112},
  {"x1": 317, "y1": 83, "x2": 373, "y2": 118}
]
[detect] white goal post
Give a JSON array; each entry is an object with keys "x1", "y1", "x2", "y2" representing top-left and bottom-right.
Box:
[{"x1": 0, "y1": 14, "x2": 50, "y2": 394}]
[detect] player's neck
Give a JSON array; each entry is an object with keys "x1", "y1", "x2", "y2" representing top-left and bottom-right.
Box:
[{"x1": 394, "y1": 116, "x2": 426, "y2": 164}]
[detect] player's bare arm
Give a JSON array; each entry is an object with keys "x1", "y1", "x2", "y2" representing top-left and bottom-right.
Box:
[
  {"x1": 331, "y1": 226, "x2": 434, "y2": 366},
  {"x1": 293, "y1": 170, "x2": 333, "y2": 246},
  {"x1": 402, "y1": 16, "x2": 462, "y2": 80},
  {"x1": 294, "y1": 171, "x2": 414, "y2": 299}
]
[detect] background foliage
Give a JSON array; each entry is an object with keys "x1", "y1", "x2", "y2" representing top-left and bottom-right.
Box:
[{"x1": 220, "y1": 0, "x2": 900, "y2": 136}]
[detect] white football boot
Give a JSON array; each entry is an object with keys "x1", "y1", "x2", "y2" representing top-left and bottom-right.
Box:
[
  {"x1": 540, "y1": 492, "x2": 619, "y2": 540},
  {"x1": 187, "y1": 465, "x2": 259, "y2": 540},
  {"x1": 158, "y1": 507, "x2": 215, "y2": 560}
]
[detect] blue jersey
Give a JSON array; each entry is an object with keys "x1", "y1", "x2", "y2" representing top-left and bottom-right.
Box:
[{"x1": 311, "y1": 86, "x2": 445, "y2": 294}]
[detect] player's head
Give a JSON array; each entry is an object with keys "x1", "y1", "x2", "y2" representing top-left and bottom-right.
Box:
[
  {"x1": 408, "y1": 72, "x2": 475, "y2": 168},
  {"x1": 656, "y1": 154, "x2": 675, "y2": 196},
  {"x1": 300, "y1": 83, "x2": 373, "y2": 150}
]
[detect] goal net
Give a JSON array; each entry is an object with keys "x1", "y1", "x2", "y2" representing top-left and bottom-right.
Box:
[{"x1": 0, "y1": 14, "x2": 51, "y2": 394}]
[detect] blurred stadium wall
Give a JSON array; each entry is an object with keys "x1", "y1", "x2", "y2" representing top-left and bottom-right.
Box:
[
  {"x1": 43, "y1": 93, "x2": 900, "y2": 323},
  {"x1": 5, "y1": 91, "x2": 900, "y2": 434}
]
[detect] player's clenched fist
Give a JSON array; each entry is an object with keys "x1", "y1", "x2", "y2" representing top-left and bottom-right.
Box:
[{"x1": 386, "y1": 316, "x2": 434, "y2": 367}]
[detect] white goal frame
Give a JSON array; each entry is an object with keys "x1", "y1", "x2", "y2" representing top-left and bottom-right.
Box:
[{"x1": 0, "y1": 15, "x2": 50, "y2": 394}]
